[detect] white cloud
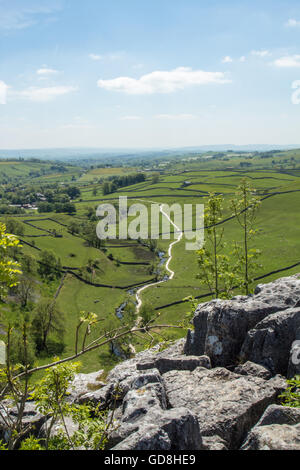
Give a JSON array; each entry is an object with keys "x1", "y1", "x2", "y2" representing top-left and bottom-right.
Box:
[
  {"x1": 0, "y1": 4, "x2": 61, "y2": 31},
  {"x1": 18, "y1": 85, "x2": 78, "y2": 102},
  {"x1": 285, "y1": 18, "x2": 300, "y2": 28},
  {"x1": 222, "y1": 56, "x2": 233, "y2": 63},
  {"x1": 251, "y1": 49, "x2": 270, "y2": 57},
  {"x1": 97, "y1": 67, "x2": 231, "y2": 95},
  {"x1": 120, "y1": 115, "x2": 142, "y2": 120},
  {"x1": 89, "y1": 52, "x2": 123, "y2": 61},
  {"x1": 240, "y1": 56, "x2": 246, "y2": 62},
  {"x1": 89, "y1": 53, "x2": 103, "y2": 61},
  {"x1": 0, "y1": 81, "x2": 8, "y2": 104},
  {"x1": 61, "y1": 123, "x2": 95, "y2": 129},
  {"x1": 37, "y1": 67, "x2": 60, "y2": 76},
  {"x1": 273, "y1": 55, "x2": 300, "y2": 68},
  {"x1": 155, "y1": 113, "x2": 196, "y2": 120}
]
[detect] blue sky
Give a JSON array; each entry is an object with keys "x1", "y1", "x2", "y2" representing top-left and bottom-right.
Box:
[{"x1": 1, "y1": 0, "x2": 300, "y2": 149}]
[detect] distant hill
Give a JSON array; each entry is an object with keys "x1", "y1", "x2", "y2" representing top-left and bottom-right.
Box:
[{"x1": 0, "y1": 144, "x2": 300, "y2": 161}]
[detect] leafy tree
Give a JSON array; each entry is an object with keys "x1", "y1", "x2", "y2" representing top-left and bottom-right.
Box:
[
  {"x1": 139, "y1": 301, "x2": 154, "y2": 327},
  {"x1": 231, "y1": 179, "x2": 261, "y2": 295},
  {"x1": 68, "y1": 221, "x2": 80, "y2": 235},
  {"x1": 82, "y1": 222, "x2": 103, "y2": 249},
  {"x1": 197, "y1": 193, "x2": 237, "y2": 299},
  {"x1": 102, "y1": 182, "x2": 110, "y2": 196},
  {"x1": 65, "y1": 186, "x2": 81, "y2": 199},
  {"x1": 17, "y1": 276, "x2": 35, "y2": 308},
  {"x1": 32, "y1": 298, "x2": 65, "y2": 354},
  {"x1": 0, "y1": 223, "x2": 21, "y2": 299},
  {"x1": 8, "y1": 325, "x2": 36, "y2": 368},
  {"x1": 38, "y1": 250, "x2": 62, "y2": 280},
  {"x1": 21, "y1": 254, "x2": 37, "y2": 274},
  {"x1": 151, "y1": 174, "x2": 160, "y2": 184},
  {"x1": 37, "y1": 202, "x2": 54, "y2": 213},
  {"x1": 3, "y1": 218, "x2": 24, "y2": 237}
]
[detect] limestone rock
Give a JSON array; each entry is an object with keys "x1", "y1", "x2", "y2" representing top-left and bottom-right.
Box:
[
  {"x1": 234, "y1": 361, "x2": 272, "y2": 380},
  {"x1": 39, "y1": 416, "x2": 79, "y2": 441},
  {"x1": 163, "y1": 366, "x2": 286, "y2": 449},
  {"x1": 241, "y1": 405, "x2": 300, "y2": 450},
  {"x1": 67, "y1": 370, "x2": 105, "y2": 403},
  {"x1": 240, "y1": 307, "x2": 300, "y2": 376},
  {"x1": 202, "y1": 435, "x2": 228, "y2": 450},
  {"x1": 0, "y1": 401, "x2": 48, "y2": 443},
  {"x1": 112, "y1": 408, "x2": 203, "y2": 450},
  {"x1": 137, "y1": 355, "x2": 211, "y2": 374},
  {"x1": 185, "y1": 275, "x2": 300, "y2": 368},
  {"x1": 79, "y1": 339, "x2": 186, "y2": 406}
]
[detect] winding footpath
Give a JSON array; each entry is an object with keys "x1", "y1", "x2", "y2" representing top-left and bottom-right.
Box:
[{"x1": 135, "y1": 202, "x2": 183, "y2": 314}]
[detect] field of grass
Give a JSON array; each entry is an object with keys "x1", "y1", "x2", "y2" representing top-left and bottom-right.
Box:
[
  {"x1": 0, "y1": 160, "x2": 81, "y2": 184},
  {"x1": 78, "y1": 166, "x2": 137, "y2": 183}
]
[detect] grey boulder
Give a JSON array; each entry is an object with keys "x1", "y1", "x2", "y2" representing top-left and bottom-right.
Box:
[
  {"x1": 163, "y1": 366, "x2": 286, "y2": 449},
  {"x1": 185, "y1": 275, "x2": 300, "y2": 368},
  {"x1": 240, "y1": 307, "x2": 300, "y2": 376},
  {"x1": 67, "y1": 370, "x2": 105, "y2": 403},
  {"x1": 112, "y1": 407, "x2": 202, "y2": 450},
  {"x1": 241, "y1": 405, "x2": 300, "y2": 450},
  {"x1": 137, "y1": 355, "x2": 211, "y2": 374},
  {"x1": 234, "y1": 361, "x2": 272, "y2": 380}
]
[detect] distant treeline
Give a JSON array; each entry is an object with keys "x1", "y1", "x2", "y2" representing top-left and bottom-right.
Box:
[{"x1": 102, "y1": 173, "x2": 146, "y2": 195}]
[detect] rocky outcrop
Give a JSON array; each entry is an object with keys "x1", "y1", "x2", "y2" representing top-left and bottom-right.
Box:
[
  {"x1": 113, "y1": 408, "x2": 202, "y2": 450},
  {"x1": 241, "y1": 405, "x2": 300, "y2": 450},
  {"x1": 163, "y1": 367, "x2": 285, "y2": 449},
  {"x1": 184, "y1": 275, "x2": 300, "y2": 368},
  {"x1": 109, "y1": 368, "x2": 202, "y2": 450},
  {"x1": 70, "y1": 341, "x2": 286, "y2": 450},
  {"x1": 240, "y1": 307, "x2": 300, "y2": 376}
]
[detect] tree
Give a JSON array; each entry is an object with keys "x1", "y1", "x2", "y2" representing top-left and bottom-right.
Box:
[
  {"x1": 151, "y1": 174, "x2": 160, "y2": 184},
  {"x1": 230, "y1": 179, "x2": 261, "y2": 295},
  {"x1": 17, "y1": 276, "x2": 35, "y2": 308},
  {"x1": 38, "y1": 202, "x2": 54, "y2": 213},
  {"x1": 68, "y1": 221, "x2": 80, "y2": 235},
  {"x1": 82, "y1": 222, "x2": 103, "y2": 249},
  {"x1": 21, "y1": 254, "x2": 37, "y2": 274},
  {"x1": 4, "y1": 218, "x2": 24, "y2": 237},
  {"x1": 102, "y1": 182, "x2": 110, "y2": 196},
  {"x1": 197, "y1": 193, "x2": 237, "y2": 299},
  {"x1": 31, "y1": 298, "x2": 65, "y2": 354},
  {"x1": 65, "y1": 186, "x2": 81, "y2": 199},
  {"x1": 0, "y1": 223, "x2": 21, "y2": 300},
  {"x1": 38, "y1": 250, "x2": 62, "y2": 280}
]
